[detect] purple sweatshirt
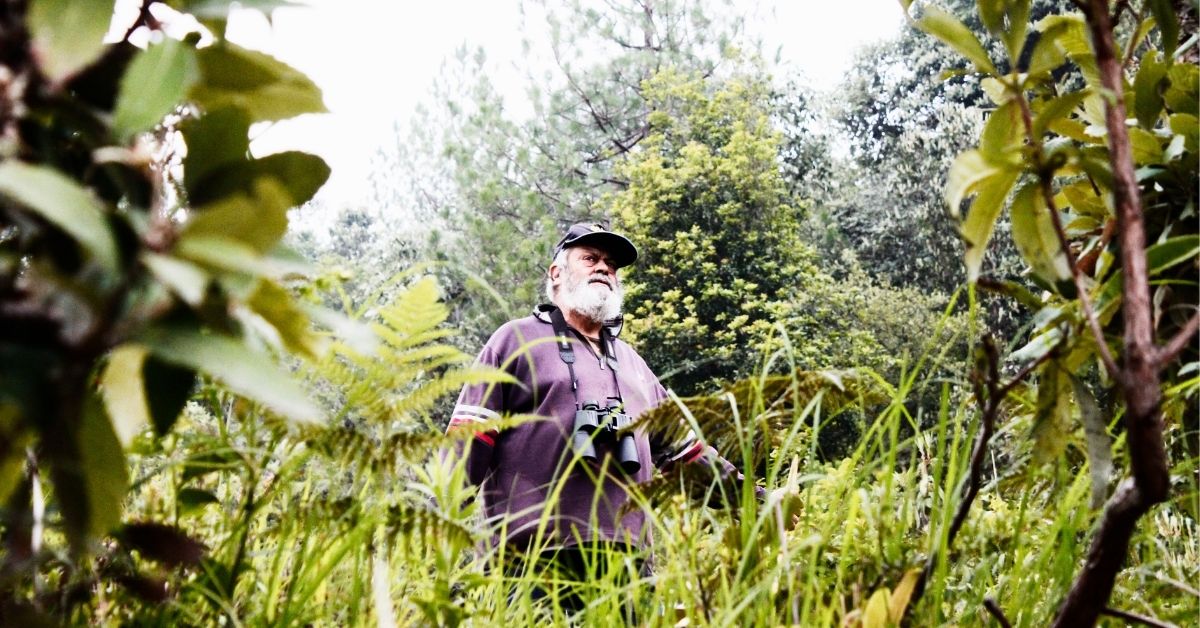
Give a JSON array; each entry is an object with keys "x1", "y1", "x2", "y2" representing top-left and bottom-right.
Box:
[{"x1": 447, "y1": 305, "x2": 721, "y2": 550}]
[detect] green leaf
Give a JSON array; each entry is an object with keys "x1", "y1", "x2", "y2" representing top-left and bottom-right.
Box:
[
  {"x1": 1128, "y1": 127, "x2": 1164, "y2": 164},
  {"x1": 889, "y1": 568, "x2": 923, "y2": 623},
  {"x1": 27, "y1": 0, "x2": 112, "y2": 83},
  {"x1": 862, "y1": 587, "x2": 891, "y2": 628},
  {"x1": 1147, "y1": 0, "x2": 1180, "y2": 58},
  {"x1": 78, "y1": 390, "x2": 129, "y2": 538},
  {"x1": 0, "y1": 408, "x2": 31, "y2": 507},
  {"x1": 138, "y1": 325, "x2": 321, "y2": 424},
  {"x1": 182, "y1": 178, "x2": 292, "y2": 252},
  {"x1": 961, "y1": 169, "x2": 1019, "y2": 282},
  {"x1": 945, "y1": 150, "x2": 1015, "y2": 218},
  {"x1": 192, "y1": 151, "x2": 331, "y2": 208},
  {"x1": 177, "y1": 487, "x2": 220, "y2": 515},
  {"x1": 1033, "y1": 91, "x2": 1087, "y2": 138},
  {"x1": 142, "y1": 252, "x2": 209, "y2": 306},
  {"x1": 916, "y1": 6, "x2": 997, "y2": 75},
  {"x1": 143, "y1": 356, "x2": 195, "y2": 436},
  {"x1": 246, "y1": 279, "x2": 325, "y2": 358},
  {"x1": 980, "y1": 100, "x2": 1022, "y2": 159},
  {"x1": 0, "y1": 161, "x2": 119, "y2": 271},
  {"x1": 1072, "y1": 376, "x2": 1111, "y2": 509},
  {"x1": 1169, "y1": 113, "x2": 1198, "y2": 153},
  {"x1": 100, "y1": 345, "x2": 152, "y2": 448},
  {"x1": 977, "y1": 0, "x2": 1029, "y2": 61},
  {"x1": 1026, "y1": 19, "x2": 1068, "y2": 77},
  {"x1": 1011, "y1": 182, "x2": 1071, "y2": 286},
  {"x1": 1146, "y1": 235, "x2": 1200, "y2": 275},
  {"x1": 182, "y1": 107, "x2": 252, "y2": 201},
  {"x1": 1031, "y1": 362, "x2": 1071, "y2": 465},
  {"x1": 1010, "y1": 327, "x2": 1063, "y2": 364},
  {"x1": 112, "y1": 37, "x2": 199, "y2": 141},
  {"x1": 1163, "y1": 63, "x2": 1199, "y2": 116},
  {"x1": 191, "y1": 42, "x2": 327, "y2": 122},
  {"x1": 174, "y1": 236, "x2": 310, "y2": 278},
  {"x1": 1038, "y1": 15, "x2": 1101, "y2": 87},
  {"x1": 1058, "y1": 181, "x2": 1110, "y2": 218}
]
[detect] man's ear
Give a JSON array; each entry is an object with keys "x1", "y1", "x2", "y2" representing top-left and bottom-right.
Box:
[{"x1": 548, "y1": 264, "x2": 561, "y2": 281}]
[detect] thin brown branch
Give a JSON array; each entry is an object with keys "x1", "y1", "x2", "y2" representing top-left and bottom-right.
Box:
[
  {"x1": 909, "y1": 336, "x2": 1053, "y2": 611},
  {"x1": 984, "y1": 598, "x2": 1013, "y2": 628},
  {"x1": 1101, "y1": 606, "x2": 1179, "y2": 628},
  {"x1": 1012, "y1": 88, "x2": 1122, "y2": 383},
  {"x1": 1156, "y1": 312, "x2": 1200, "y2": 367}
]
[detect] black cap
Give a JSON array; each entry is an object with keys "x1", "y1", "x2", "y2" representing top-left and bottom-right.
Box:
[{"x1": 552, "y1": 222, "x2": 638, "y2": 268}]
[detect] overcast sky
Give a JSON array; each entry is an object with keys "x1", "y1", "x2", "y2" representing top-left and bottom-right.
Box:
[{"x1": 220, "y1": 0, "x2": 906, "y2": 207}]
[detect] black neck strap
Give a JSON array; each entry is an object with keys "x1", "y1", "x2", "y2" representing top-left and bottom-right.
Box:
[{"x1": 548, "y1": 307, "x2": 623, "y2": 405}]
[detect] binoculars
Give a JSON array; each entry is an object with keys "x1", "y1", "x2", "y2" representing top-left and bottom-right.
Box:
[{"x1": 571, "y1": 399, "x2": 640, "y2": 475}]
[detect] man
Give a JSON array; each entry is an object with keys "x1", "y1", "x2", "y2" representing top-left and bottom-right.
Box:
[{"x1": 446, "y1": 223, "x2": 742, "y2": 601}]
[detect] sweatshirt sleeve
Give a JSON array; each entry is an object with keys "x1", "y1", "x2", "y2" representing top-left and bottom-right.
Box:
[{"x1": 446, "y1": 340, "x2": 508, "y2": 486}]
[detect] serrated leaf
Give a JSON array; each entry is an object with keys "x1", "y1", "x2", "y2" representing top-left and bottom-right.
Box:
[
  {"x1": 100, "y1": 345, "x2": 152, "y2": 447},
  {"x1": 1147, "y1": 0, "x2": 1180, "y2": 58},
  {"x1": 191, "y1": 42, "x2": 327, "y2": 122},
  {"x1": 27, "y1": 0, "x2": 112, "y2": 84},
  {"x1": 0, "y1": 161, "x2": 119, "y2": 271},
  {"x1": 1011, "y1": 182, "x2": 1071, "y2": 286},
  {"x1": 1128, "y1": 51, "x2": 1166, "y2": 130},
  {"x1": 112, "y1": 37, "x2": 199, "y2": 141},
  {"x1": 138, "y1": 325, "x2": 321, "y2": 424},
  {"x1": 1072, "y1": 376, "x2": 1111, "y2": 509},
  {"x1": 1039, "y1": 14, "x2": 1101, "y2": 87},
  {"x1": 961, "y1": 169, "x2": 1019, "y2": 282},
  {"x1": 917, "y1": 6, "x2": 996, "y2": 74}
]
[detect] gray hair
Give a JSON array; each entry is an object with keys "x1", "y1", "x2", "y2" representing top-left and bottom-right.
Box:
[{"x1": 545, "y1": 249, "x2": 568, "y2": 303}]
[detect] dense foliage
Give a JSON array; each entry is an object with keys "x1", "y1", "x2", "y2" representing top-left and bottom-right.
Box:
[{"x1": 0, "y1": 0, "x2": 1196, "y2": 626}]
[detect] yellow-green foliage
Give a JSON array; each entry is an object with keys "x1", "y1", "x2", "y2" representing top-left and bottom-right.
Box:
[{"x1": 611, "y1": 69, "x2": 814, "y2": 394}]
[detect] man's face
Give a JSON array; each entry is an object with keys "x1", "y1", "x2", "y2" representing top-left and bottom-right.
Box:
[{"x1": 552, "y1": 245, "x2": 623, "y2": 323}]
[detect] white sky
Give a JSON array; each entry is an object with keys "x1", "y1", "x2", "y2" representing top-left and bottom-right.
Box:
[{"x1": 221, "y1": 0, "x2": 906, "y2": 207}]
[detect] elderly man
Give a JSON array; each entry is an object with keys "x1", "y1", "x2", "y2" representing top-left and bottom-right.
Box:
[{"x1": 447, "y1": 222, "x2": 740, "y2": 604}]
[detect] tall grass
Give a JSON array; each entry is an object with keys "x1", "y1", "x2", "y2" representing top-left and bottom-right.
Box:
[{"x1": 102, "y1": 281, "x2": 1197, "y2": 627}]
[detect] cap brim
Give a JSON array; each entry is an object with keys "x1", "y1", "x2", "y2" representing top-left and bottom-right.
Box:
[{"x1": 564, "y1": 231, "x2": 638, "y2": 268}]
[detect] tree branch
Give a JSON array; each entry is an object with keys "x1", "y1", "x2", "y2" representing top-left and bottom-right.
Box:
[
  {"x1": 984, "y1": 598, "x2": 1013, "y2": 628},
  {"x1": 1013, "y1": 86, "x2": 1122, "y2": 383},
  {"x1": 908, "y1": 337, "x2": 1054, "y2": 610},
  {"x1": 1052, "y1": 1, "x2": 1172, "y2": 624},
  {"x1": 1156, "y1": 312, "x2": 1199, "y2": 367},
  {"x1": 1101, "y1": 606, "x2": 1179, "y2": 628}
]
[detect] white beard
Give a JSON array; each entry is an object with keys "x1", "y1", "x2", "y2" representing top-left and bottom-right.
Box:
[{"x1": 559, "y1": 270, "x2": 623, "y2": 324}]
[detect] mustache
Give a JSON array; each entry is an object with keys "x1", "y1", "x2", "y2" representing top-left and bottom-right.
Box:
[{"x1": 587, "y1": 273, "x2": 614, "y2": 288}]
